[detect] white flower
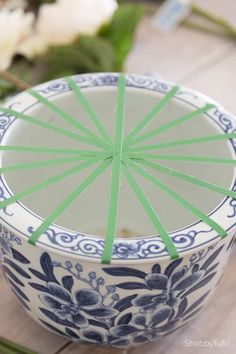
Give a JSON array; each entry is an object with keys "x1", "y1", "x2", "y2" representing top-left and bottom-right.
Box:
[
  {"x1": 36, "y1": 0, "x2": 118, "y2": 45},
  {"x1": 0, "y1": 8, "x2": 34, "y2": 70},
  {"x1": 18, "y1": 33, "x2": 48, "y2": 60},
  {"x1": 0, "y1": 0, "x2": 27, "y2": 9}
]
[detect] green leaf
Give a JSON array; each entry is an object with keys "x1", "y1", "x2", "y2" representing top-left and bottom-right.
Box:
[
  {"x1": 99, "y1": 4, "x2": 145, "y2": 70},
  {"x1": 41, "y1": 35, "x2": 115, "y2": 81},
  {"x1": 0, "y1": 80, "x2": 16, "y2": 100}
]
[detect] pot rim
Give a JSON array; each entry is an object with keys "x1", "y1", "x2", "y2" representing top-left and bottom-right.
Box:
[{"x1": 0, "y1": 72, "x2": 236, "y2": 262}]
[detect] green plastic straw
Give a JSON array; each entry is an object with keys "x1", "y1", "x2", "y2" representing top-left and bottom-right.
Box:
[
  {"x1": 0, "y1": 154, "x2": 105, "y2": 174},
  {"x1": 127, "y1": 158, "x2": 227, "y2": 238},
  {"x1": 66, "y1": 77, "x2": 112, "y2": 147},
  {"x1": 28, "y1": 89, "x2": 109, "y2": 150},
  {"x1": 0, "y1": 108, "x2": 107, "y2": 149},
  {"x1": 122, "y1": 161, "x2": 179, "y2": 259},
  {"x1": 102, "y1": 74, "x2": 126, "y2": 264},
  {"x1": 136, "y1": 159, "x2": 236, "y2": 199},
  {"x1": 28, "y1": 158, "x2": 111, "y2": 245},
  {"x1": 126, "y1": 132, "x2": 236, "y2": 152},
  {"x1": 128, "y1": 152, "x2": 236, "y2": 165},
  {"x1": 0, "y1": 146, "x2": 101, "y2": 155},
  {"x1": 124, "y1": 85, "x2": 179, "y2": 146},
  {"x1": 0, "y1": 74, "x2": 234, "y2": 262},
  {"x1": 0, "y1": 155, "x2": 108, "y2": 210},
  {"x1": 128, "y1": 103, "x2": 216, "y2": 146}
]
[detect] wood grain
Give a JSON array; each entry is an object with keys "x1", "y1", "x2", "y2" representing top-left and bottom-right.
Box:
[{"x1": 1, "y1": 0, "x2": 236, "y2": 353}]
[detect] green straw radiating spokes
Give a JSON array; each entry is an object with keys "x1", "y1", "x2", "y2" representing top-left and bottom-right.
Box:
[
  {"x1": 122, "y1": 161, "x2": 179, "y2": 259},
  {"x1": 136, "y1": 159, "x2": 236, "y2": 199},
  {"x1": 0, "y1": 75, "x2": 233, "y2": 261},
  {"x1": 0, "y1": 153, "x2": 107, "y2": 174},
  {"x1": 0, "y1": 108, "x2": 107, "y2": 149},
  {"x1": 28, "y1": 158, "x2": 112, "y2": 245},
  {"x1": 66, "y1": 77, "x2": 112, "y2": 147},
  {"x1": 128, "y1": 152, "x2": 236, "y2": 165},
  {"x1": 124, "y1": 85, "x2": 179, "y2": 147},
  {"x1": 0, "y1": 145, "x2": 102, "y2": 155},
  {"x1": 0, "y1": 155, "x2": 108, "y2": 210},
  {"x1": 102, "y1": 74, "x2": 126, "y2": 264},
  {"x1": 126, "y1": 158, "x2": 227, "y2": 238},
  {"x1": 127, "y1": 103, "x2": 216, "y2": 147},
  {"x1": 127, "y1": 132, "x2": 236, "y2": 152},
  {"x1": 28, "y1": 89, "x2": 110, "y2": 150}
]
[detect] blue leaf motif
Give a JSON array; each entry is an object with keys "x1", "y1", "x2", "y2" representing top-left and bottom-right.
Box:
[
  {"x1": 39, "y1": 308, "x2": 77, "y2": 328},
  {"x1": 183, "y1": 291, "x2": 210, "y2": 317},
  {"x1": 3, "y1": 258, "x2": 31, "y2": 279},
  {"x1": 132, "y1": 294, "x2": 159, "y2": 307},
  {"x1": 110, "y1": 325, "x2": 139, "y2": 337},
  {"x1": 226, "y1": 236, "x2": 235, "y2": 251},
  {"x1": 29, "y1": 268, "x2": 48, "y2": 282},
  {"x1": 205, "y1": 263, "x2": 219, "y2": 276},
  {"x1": 88, "y1": 319, "x2": 109, "y2": 330},
  {"x1": 75, "y1": 289, "x2": 101, "y2": 307},
  {"x1": 173, "y1": 272, "x2": 204, "y2": 291},
  {"x1": 28, "y1": 283, "x2": 49, "y2": 293},
  {"x1": 164, "y1": 258, "x2": 183, "y2": 277},
  {"x1": 132, "y1": 314, "x2": 146, "y2": 327},
  {"x1": 47, "y1": 282, "x2": 72, "y2": 303},
  {"x1": 39, "y1": 294, "x2": 63, "y2": 309},
  {"x1": 117, "y1": 313, "x2": 132, "y2": 325},
  {"x1": 176, "y1": 298, "x2": 188, "y2": 318},
  {"x1": 145, "y1": 273, "x2": 168, "y2": 290},
  {"x1": 114, "y1": 294, "x2": 137, "y2": 312},
  {"x1": 40, "y1": 320, "x2": 71, "y2": 338},
  {"x1": 62, "y1": 276, "x2": 74, "y2": 292},
  {"x1": 151, "y1": 306, "x2": 172, "y2": 326},
  {"x1": 3, "y1": 266, "x2": 24, "y2": 287},
  {"x1": 103, "y1": 267, "x2": 146, "y2": 279},
  {"x1": 11, "y1": 248, "x2": 30, "y2": 264},
  {"x1": 151, "y1": 264, "x2": 161, "y2": 274},
  {"x1": 13, "y1": 290, "x2": 31, "y2": 311},
  {"x1": 181, "y1": 272, "x2": 217, "y2": 298},
  {"x1": 85, "y1": 307, "x2": 118, "y2": 318},
  {"x1": 40, "y1": 252, "x2": 58, "y2": 283},
  {"x1": 115, "y1": 282, "x2": 148, "y2": 290},
  {"x1": 65, "y1": 328, "x2": 80, "y2": 339},
  {"x1": 82, "y1": 330, "x2": 103, "y2": 343},
  {"x1": 8, "y1": 279, "x2": 29, "y2": 301},
  {"x1": 200, "y1": 246, "x2": 224, "y2": 270},
  {"x1": 171, "y1": 267, "x2": 188, "y2": 286}
]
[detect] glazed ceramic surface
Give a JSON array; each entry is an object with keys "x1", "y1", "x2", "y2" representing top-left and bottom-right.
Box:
[
  {"x1": 0, "y1": 74, "x2": 235, "y2": 347},
  {"x1": 0, "y1": 232, "x2": 234, "y2": 346}
]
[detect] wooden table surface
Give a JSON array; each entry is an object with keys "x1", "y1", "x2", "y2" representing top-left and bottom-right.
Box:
[{"x1": 1, "y1": 0, "x2": 236, "y2": 353}]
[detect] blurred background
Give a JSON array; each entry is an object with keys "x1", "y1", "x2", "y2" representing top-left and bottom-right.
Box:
[{"x1": 0, "y1": 0, "x2": 236, "y2": 115}]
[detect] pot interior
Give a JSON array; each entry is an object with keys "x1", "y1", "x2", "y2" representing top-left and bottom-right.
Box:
[{"x1": 1, "y1": 86, "x2": 234, "y2": 237}]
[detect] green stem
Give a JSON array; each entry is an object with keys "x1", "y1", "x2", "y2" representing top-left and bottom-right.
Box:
[
  {"x1": 191, "y1": 3, "x2": 236, "y2": 37},
  {"x1": 0, "y1": 338, "x2": 37, "y2": 354},
  {"x1": 0, "y1": 71, "x2": 30, "y2": 91},
  {"x1": 183, "y1": 19, "x2": 236, "y2": 39}
]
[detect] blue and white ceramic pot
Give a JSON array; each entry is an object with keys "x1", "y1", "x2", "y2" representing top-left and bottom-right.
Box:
[{"x1": 0, "y1": 74, "x2": 235, "y2": 347}]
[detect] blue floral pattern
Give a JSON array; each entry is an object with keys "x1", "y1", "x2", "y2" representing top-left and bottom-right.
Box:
[{"x1": 0, "y1": 231, "x2": 234, "y2": 347}]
